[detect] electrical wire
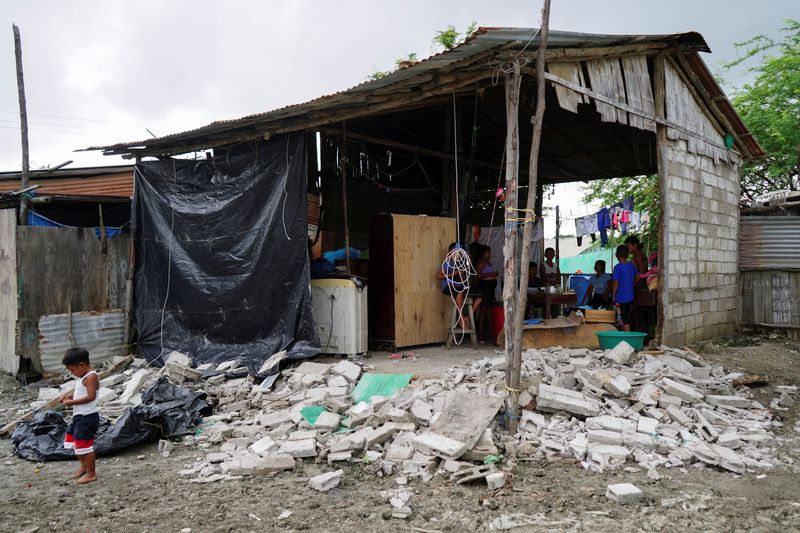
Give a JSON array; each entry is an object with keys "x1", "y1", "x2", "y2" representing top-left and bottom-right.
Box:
[
  {"x1": 158, "y1": 160, "x2": 178, "y2": 360},
  {"x1": 442, "y1": 92, "x2": 477, "y2": 345},
  {"x1": 280, "y1": 135, "x2": 292, "y2": 240}
]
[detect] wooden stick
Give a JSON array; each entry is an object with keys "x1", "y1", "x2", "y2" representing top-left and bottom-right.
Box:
[
  {"x1": 509, "y1": 0, "x2": 552, "y2": 433},
  {"x1": 654, "y1": 55, "x2": 668, "y2": 344},
  {"x1": 12, "y1": 24, "x2": 30, "y2": 226},
  {"x1": 0, "y1": 355, "x2": 134, "y2": 437},
  {"x1": 502, "y1": 64, "x2": 522, "y2": 428}
]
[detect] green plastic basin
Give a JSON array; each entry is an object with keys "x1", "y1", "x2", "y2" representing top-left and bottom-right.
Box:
[{"x1": 595, "y1": 331, "x2": 648, "y2": 351}]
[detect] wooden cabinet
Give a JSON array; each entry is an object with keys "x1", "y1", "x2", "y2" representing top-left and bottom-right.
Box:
[{"x1": 369, "y1": 214, "x2": 456, "y2": 349}]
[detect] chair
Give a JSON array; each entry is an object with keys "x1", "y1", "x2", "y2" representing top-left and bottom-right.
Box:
[{"x1": 445, "y1": 295, "x2": 477, "y2": 347}]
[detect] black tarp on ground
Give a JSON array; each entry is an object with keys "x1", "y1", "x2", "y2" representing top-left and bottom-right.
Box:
[
  {"x1": 133, "y1": 134, "x2": 319, "y2": 372},
  {"x1": 12, "y1": 378, "x2": 211, "y2": 461}
]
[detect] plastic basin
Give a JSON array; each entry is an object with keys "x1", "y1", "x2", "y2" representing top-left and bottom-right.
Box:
[{"x1": 595, "y1": 331, "x2": 648, "y2": 351}]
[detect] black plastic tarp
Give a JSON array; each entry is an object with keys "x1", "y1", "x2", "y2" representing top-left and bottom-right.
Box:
[
  {"x1": 133, "y1": 134, "x2": 319, "y2": 372},
  {"x1": 12, "y1": 378, "x2": 211, "y2": 461}
]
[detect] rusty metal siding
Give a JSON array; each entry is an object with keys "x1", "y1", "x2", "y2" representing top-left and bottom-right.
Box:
[
  {"x1": 38, "y1": 310, "x2": 125, "y2": 374},
  {"x1": 0, "y1": 171, "x2": 133, "y2": 198},
  {"x1": 739, "y1": 270, "x2": 800, "y2": 343},
  {"x1": 739, "y1": 217, "x2": 800, "y2": 270}
]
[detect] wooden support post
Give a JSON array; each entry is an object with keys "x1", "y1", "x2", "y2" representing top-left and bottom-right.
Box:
[
  {"x1": 123, "y1": 159, "x2": 139, "y2": 356},
  {"x1": 508, "y1": 0, "x2": 552, "y2": 432},
  {"x1": 555, "y1": 204, "x2": 560, "y2": 272},
  {"x1": 502, "y1": 63, "x2": 522, "y2": 429},
  {"x1": 12, "y1": 24, "x2": 30, "y2": 226},
  {"x1": 654, "y1": 55, "x2": 668, "y2": 344},
  {"x1": 340, "y1": 122, "x2": 351, "y2": 273}
]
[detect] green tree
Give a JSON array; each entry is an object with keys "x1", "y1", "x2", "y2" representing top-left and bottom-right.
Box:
[
  {"x1": 724, "y1": 19, "x2": 800, "y2": 198},
  {"x1": 370, "y1": 23, "x2": 478, "y2": 80}
]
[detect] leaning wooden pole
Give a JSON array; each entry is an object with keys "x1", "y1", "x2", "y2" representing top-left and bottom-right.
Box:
[
  {"x1": 509, "y1": 0, "x2": 552, "y2": 432},
  {"x1": 340, "y1": 122, "x2": 351, "y2": 273},
  {"x1": 502, "y1": 63, "x2": 522, "y2": 428},
  {"x1": 12, "y1": 24, "x2": 30, "y2": 226}
]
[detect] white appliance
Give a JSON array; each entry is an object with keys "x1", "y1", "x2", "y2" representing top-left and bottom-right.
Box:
[{"x1": 311, "y1": 278, "x2": 368, "y2": 356}]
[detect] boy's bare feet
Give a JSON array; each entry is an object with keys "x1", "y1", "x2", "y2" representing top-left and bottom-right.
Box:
[
  {"x1": 71, "y1": 468, "x2": 86, "y2": 479},
  {"x1": 76, "y1": 473, "x2": 97, "y2": 484}
]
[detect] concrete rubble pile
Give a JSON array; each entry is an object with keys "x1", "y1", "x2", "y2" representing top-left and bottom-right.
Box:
[
  {"x1": 31, "y1": 357, "x2": 161, "y2": 419},
  {"x1": 171, "y1": 354, "x2": 508, "y2": 508},
  {"x1": 29, "y1": 343, "x2": 791, "y2": 501},
  {"x1": 509, "y1": 344, "x2": 787, "y2": 474}
]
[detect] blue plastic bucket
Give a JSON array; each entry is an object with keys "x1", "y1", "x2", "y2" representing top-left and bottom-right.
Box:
[{"x1": 569, "y1": 275, "x2": 591, "y2": 306}]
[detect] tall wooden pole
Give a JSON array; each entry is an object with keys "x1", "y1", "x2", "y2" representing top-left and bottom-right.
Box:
[
  {"x1": 508, "y1": 0, "x2": 552, "y2": 432},
  {"x1": 502, "y1": 64, "x2": 522, "y2": 428},
  {"x1": 12, "y1": 24, "x2": 30, "y2": 226}
]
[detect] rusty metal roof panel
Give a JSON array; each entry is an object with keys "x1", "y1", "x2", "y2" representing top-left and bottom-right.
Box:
[
  {"x1": 740, "y1": 216, "x2": 800, "y2": 270},
  {"x1": 81, "y1": 28, "x2": 730, "y2": 156},
  {"x1": 0, "y1": 170, "x2": 133, "y2": 198},
  {"x1": 37, "y1": 309, "x2": 126, "y2": 374}
]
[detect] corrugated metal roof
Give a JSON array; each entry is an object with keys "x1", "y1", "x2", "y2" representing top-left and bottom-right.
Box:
[
  {"x1": 82, "y1": 27, "x2": 764, "y2": 158},
  {"x1": 37, "y1": 309, "x2": 126, "y2": 373},
  {"x1": 740, "y1": 216, "x2": 800, "y2": 270},
  {"x1": 0, "y1": 166, "x2": 133, "y2": 199}
]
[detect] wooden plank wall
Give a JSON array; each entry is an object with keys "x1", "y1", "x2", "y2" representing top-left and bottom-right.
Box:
[
  {"x1": 0, "y1": 210, "x2": 18, "y2": 374},
  {"x1": 392, "y1": 215, "x2": 456, "y2": 347},
  {"x1": 740, "y1": 270, "x2": 800, "y2": 342},
  {"x1": 16, "y1": 226, "x2": 129, "y2": 319}
]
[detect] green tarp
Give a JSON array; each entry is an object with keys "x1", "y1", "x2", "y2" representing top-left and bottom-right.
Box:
[
  {"x1": 351, "y1": 373, "x2": 413, "y2": 404},
  {"x1": 559, "y1": 247, "x2": 617, "y2": 275}
]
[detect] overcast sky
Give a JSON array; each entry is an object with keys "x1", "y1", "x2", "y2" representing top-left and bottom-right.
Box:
[{"x1": 2, "y1": 0, "x2": 797, "y2": 235}]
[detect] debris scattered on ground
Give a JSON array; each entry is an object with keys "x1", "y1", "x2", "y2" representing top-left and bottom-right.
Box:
[{"x1": 606, "y1": 482, "x2": 644, "y2": 504}]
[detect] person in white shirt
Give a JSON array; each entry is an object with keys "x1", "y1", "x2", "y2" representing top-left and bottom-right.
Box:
[{"x1": 61, "y1": 347, "x2": 100, "y2": 484}]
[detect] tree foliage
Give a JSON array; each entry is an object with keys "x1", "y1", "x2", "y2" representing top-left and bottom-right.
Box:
[
  {"x1": 723, "y1": 19, "x2": 800, "y2": 199},
  {"x1": 370, "y1": 23, "x2": 478, "y2": 79}
]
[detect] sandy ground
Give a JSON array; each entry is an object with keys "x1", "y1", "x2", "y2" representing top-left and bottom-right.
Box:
[{"x1": 1, "y1": 334, "x2": 800, "y2": 533}]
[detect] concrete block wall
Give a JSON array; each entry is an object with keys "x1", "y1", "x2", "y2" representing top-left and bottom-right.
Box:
[{"x1": 662, "y1": 139, "x2": 742, "y2": 346}]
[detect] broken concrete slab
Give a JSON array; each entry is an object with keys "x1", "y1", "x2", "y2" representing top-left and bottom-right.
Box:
[
  {"x1": 536, "y1": 384, "x2": 601, "y2": 418},
  {"x1": 280, "y1": 439, "x2": 317, "y2": 458},
  {"x1": 606, "y1": 483, "x2": 643, "y2": 504},
  {"x1": 250, "y1": 436, "x2": 278, "y2": 455},
  {"x1": 308, "y1": 469, "x2": 343, "y2": 492},
  {"x1": 412, "y1": 431, "x2": 467, "y2": 460},
  {"x1": 119, "y1": 369, "x2": 151, "y2": 404},
  {"x1": 294, "y1": 362, "x2": 332, "y2": 376},
  {"x1": 485, "y1": 472, "x2": 506, "y2": 489},
  {"x1": 661, "y1": 378, "x2": 704, "y2": 402},
  {"x1": 604, "y1": 342, "x2": 635, "y2": 364},
  {"x1": 331, "y1": 360, "x2": 362, "y2": 383},
  {"x1": 450, "y1": 464, "x2": 496, "y2": 484},
  {"x1": 312, "y1": 411, "x2": 341, "y2": 432}
]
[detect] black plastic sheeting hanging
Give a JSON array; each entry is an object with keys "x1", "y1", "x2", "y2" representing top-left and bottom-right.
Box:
[
  {"x1": 132, "y1": 134, "x2": 319, "y2": 372},
  {"x1": 12, "y1": 377, "x2": 211, "y2": 461}
]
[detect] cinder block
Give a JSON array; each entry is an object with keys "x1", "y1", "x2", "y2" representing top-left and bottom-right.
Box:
[{"x1": 606, "y1": 483, "x2": 643, "y2": 504}]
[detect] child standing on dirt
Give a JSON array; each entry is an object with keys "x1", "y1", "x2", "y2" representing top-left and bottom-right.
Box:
[{"x1": 60, "y1": 347, "x2": 100, "y2": 484}]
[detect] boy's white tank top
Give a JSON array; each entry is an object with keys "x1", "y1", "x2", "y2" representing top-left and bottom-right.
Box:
[{"x1": 72, "y1": 370, "x2": 99, "y2": 416}]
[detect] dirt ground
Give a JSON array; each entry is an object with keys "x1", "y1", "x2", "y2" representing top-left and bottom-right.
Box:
[{"x1": 2, "y1": 333, "x2": 799, "y2": 533}]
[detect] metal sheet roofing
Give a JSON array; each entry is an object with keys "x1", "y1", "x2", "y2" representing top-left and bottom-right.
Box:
[
  {"x1": 82, "y1": 27, "x2": 762, "y2": 159},
  {"x1": 0, "y1": 166, "x2": 133, "y2": 199}
]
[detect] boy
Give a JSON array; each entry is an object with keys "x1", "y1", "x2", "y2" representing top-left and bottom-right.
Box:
[
  {"x1": 585, "y1": 260, "x2": 612, "y2": 308},
  {"x1": 611, "y1": 245, "x2": 637, "y2": 332},
  {"x1": 61, "y1": 347, "x2": 100, "y2": 484},
  {"x1": 436, "y1": 242, "x2": 481, "y2": 328}
]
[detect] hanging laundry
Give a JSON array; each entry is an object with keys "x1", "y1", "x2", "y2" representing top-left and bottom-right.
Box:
[
  {"x1": 597, "y1": 207, "x2": 611, "y2": 247},
  {"x1": 575, "y1": 213, "x2": 598, "y2": 246}
]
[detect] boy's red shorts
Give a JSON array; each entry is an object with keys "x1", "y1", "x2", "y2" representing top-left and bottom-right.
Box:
[{"x1": 64, "y1": 412, "x2": 99, "y2": 456}]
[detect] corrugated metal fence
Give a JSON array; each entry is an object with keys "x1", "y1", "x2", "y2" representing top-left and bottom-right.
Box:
[
  {"x1": 739, "y1": 216, "x2": 800, "y2": 270},
  {"x1": 739, "y1": 216, "x2": 800, "y2": 342}
]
